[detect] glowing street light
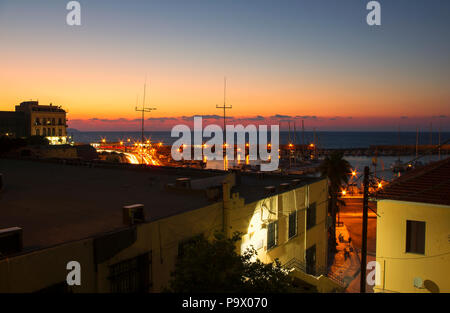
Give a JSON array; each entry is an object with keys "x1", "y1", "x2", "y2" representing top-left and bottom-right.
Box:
[{"x1": 341, "y1": 189, "x2": 347, "y2": 196}]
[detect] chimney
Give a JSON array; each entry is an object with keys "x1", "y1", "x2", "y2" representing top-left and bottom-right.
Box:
[
  {"x1": 0, "y1": 227, "x2": 23, "y2": 256},
  {"x1": 223, "y1": 182, "x2": 231, "y2": 202},
  {"x1": 123, "y1": 204, "x2": 145, "y2": 225},
  {"x1": 175, "y1": 177, "x2": 191, "y2": 189},
  {"x1": 264, "y1": 186, "x2": 276, "y2": 194}
]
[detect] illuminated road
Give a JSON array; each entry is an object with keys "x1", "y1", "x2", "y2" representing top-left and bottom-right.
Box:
[{"x1": 96, "y1": 148, "x2": 161, "y2": 166}]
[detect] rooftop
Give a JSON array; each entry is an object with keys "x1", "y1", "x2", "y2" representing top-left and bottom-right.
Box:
[
  {"x1": 0, "y1": 159, "x2": 321, "y2": 252},
  {"x1": 375, "y1": 157, "x2": 450, "y2": 206}
]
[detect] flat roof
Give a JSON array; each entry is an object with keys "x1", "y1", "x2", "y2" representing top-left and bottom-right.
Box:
[
  {"x1": 0, "y1": 159, "x2": 324, "y2": 252},
  {"x1": 0, "y1": 159, "x2": 220, "y2": 251},
  {"x1": 235, "y1": 174, "x2": 322, "y2": 204}
]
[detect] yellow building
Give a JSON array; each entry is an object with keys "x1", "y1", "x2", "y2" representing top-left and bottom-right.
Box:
[
  {"x1": 374, "y1": 157, "x2": 450, "y2": 293},
  {"x1": 0, "y1": 159, "x2": 334, "y2": 293},
  {"x1": 16, "y1": 101, "x2": 68, "y2": 144},
  {"x1": 0, "y1": 101, "x2": 68, "y2": 144}
]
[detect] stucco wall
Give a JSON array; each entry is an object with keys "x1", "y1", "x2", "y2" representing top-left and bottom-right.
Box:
[{"x1": 375, "y1": 199, "x2": 450, "y2": 293}]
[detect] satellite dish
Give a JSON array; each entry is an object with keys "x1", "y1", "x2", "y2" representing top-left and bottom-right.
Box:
[{"x1": 413, "y1": 277, "x2": 423, "y2": 288}]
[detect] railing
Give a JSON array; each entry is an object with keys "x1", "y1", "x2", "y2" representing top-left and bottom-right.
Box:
[{"x1": 284, "y1": 257, "x2": 345, "y2": 287}]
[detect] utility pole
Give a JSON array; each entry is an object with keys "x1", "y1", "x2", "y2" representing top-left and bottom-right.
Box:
[
  {"x1": 135, "y1": 81, "x2": 156, "y2": 165},
  {"x1": 216, "y1": 77, "x2": 232, "y2": 134},
  {"x1": 360, "y1": 166, "x2": 369, "y2": 293},
  {"x1": 302, "y1": 120, "x2": 305, "y2": 159},
  {"x1": 288, "y1": 121, "x2": 292, "y2": 168}
]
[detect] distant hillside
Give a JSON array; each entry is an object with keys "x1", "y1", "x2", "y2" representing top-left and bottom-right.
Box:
[{"x1": 67, "y1": 128, "x2": 80, "y2": 132}]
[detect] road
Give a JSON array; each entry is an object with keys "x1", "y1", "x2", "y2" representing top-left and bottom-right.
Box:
[
  {"x1": 98, "y1": 148, "x2": 162, "y2": 166},
  {"x1": 338, "y1": 198, "x2": 377, "y2": 255}
]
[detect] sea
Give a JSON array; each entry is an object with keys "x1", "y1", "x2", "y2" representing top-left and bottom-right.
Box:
[
  {"x1": 70, "y1": 131, "x2": 450, "y2": 150},
  {"x1": 70, "y1": 130, "x2": 449, "y2": 181}
]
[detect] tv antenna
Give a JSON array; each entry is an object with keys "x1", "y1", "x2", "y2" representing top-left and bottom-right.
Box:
[
  {"x1": 135, "y1": 78, "x2": 156, "y2": 164},
  {"x1": 216, "y1": 77, "x2": 232, "y2": 132}
]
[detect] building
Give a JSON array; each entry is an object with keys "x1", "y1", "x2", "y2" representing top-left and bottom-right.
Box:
[
  {"x1": 0, "y1": 101, "x2": 67, "y2": 144},
  {"x1": 0, "y1": 159, "x2": 334, "y2": 293},
  {"x1": 374, "y1": 157, "x2": 450, "y2": 293}
]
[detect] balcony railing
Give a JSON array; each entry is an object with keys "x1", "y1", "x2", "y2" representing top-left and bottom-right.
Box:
[{"x1": 283, "y1": 257, "x2": 345, "y2": 287}]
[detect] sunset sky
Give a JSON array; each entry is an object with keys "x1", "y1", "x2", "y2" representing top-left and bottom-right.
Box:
[{"x1": 0, "y1": 0, "x2": 449, "y2": 131}]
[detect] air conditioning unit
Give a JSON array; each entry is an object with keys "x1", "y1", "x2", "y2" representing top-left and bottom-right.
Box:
[
  {"x1": 413, "y1": 277, "x2": 424, "y2": 289},
  {"x1": 123, "y1": 204, "x2": 145, "y2": 225},
  {"x1": 0, "y1": 227, "x2": 23, "y2": 256},
  {"x1": 264, "y1": 186, "x2": 276, "y2": 194},
  {"x1": 175, "y1": 177, "x2": 191, "y2": 189}
]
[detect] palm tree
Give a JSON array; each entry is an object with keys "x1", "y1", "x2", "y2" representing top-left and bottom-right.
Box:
[{"x1": 319, "y1": 151, "x2": 352, "y2": 253}]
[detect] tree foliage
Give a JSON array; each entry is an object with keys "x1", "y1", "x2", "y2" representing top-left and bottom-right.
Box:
[
  {"x1": 0, "y1": 135, "x2": 49, "y2": 154},
  {"x1": 319, "y1": 151, "x2": 352, "y2": 194},
  {"x1": 167, "y1": 232, "x2": 296, "y2": 293},
  {"x1": 319, "y1": 151, "x2": 352, "y2": 252}
]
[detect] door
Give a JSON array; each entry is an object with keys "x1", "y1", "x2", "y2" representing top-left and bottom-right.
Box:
[{"x1": 306, "y1": 245, "x2": 316, "y2": 275}]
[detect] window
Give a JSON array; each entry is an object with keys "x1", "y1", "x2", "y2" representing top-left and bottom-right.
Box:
[
  {"x1": 59, "y1": 129, "x2": 62, "y2": 136},
  {"x1": 109, "y1": 252, "x2": 151, "y2": 293},
  {"x1": 267, "y1": 221, "x2": 278, "y2": 250},
  {"x1": 178, "y1": 234, "x2": 203, "y2": 258},
  {"x1": 52, "y1": 118, "x2": 55, "y2": 125},
  {"x1": 406, "y1": 220, "x2": 425, "y2": 254},
  {"x1": 35, "y1": 129, "x2": 40, "y2": 136},
  {"x1": 52, "y1": 128, "x2": 55, "y2": 136},
  {"x1": 43, "y1": 128, "x2": 47, "y2": 136},
  {"x1": 288, "y1": 211, "x2": 297, "y2": 239},
  {"x1": 35, "y1": 118, "x2": 40, "y2": 125},
  {"x1": 58, "y1": 118, "x2": 62, "y2": 125},
  {"x1": 306, "y1": 203, "x2": 316, "y2": 230}
]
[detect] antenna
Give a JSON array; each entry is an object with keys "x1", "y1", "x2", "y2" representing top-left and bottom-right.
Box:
[
  {"x1": 216, "y1": 77, "x2": 232, "y2": 132},
  {"x1": 135, "y1": 78, "x2": 157, "y2": 165}
]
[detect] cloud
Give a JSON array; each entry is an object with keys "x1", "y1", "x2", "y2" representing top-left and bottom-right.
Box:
[
  {"x1": 295, "y1": 115, "x2": 317, "y2": 119},
  {"x1": 244, "y1": 115, "x2": 266, "y2": 121},
  {"x1": 271, "y1": 114, "x2": 292, "y2": 119},
  {"x1": 147, "y1": 117, "x2": 178, "y2": 122}
]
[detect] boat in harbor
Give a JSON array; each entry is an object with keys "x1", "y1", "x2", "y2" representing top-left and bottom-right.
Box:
[{"x1": 391, "y1": 159, "x2": 407, "y2": 173}]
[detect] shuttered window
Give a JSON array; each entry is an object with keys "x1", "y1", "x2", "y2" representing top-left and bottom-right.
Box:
[
  {"x1": 288, "y1": 211, "x2": 297, "y2": 238},
  {"x1": 109, "y1": 252, "x2": 151, "y2": 293},
  {"x1": 406, "y1": 220, "x2": 425, "y2": 254},
  {"x1": 267, "y1": 221, "x2": 278, "y2": 250},
  {"x1": 306, "y1": 203, "x2": 316, "y2": 230}
]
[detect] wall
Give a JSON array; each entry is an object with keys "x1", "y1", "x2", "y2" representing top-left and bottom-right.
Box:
[
  {"x1": 226, "y1": 179, "x2": 328, "y2": 272},
  {"x1": 0, "y1": 178, "x2": 328, "y2": 293},
  {"x1": 374, "y1": 199, "x2": 450, "y2": 293},
  {"x1": 0, "y1": 201, "x2": 223, "y2": 293}
]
